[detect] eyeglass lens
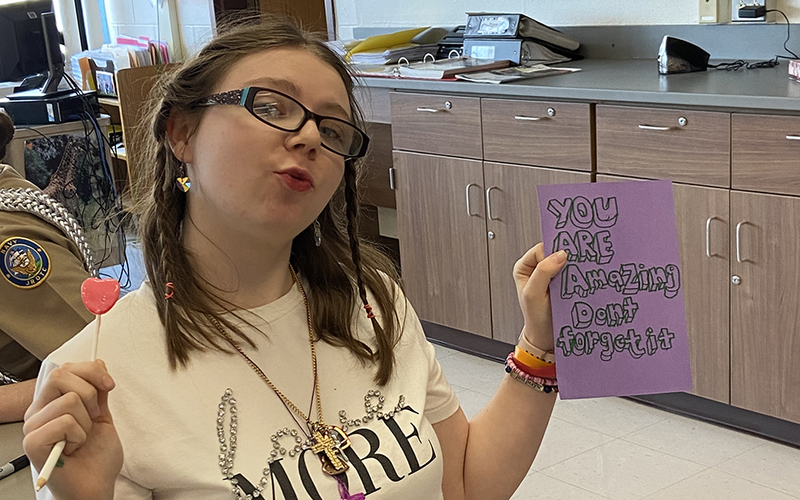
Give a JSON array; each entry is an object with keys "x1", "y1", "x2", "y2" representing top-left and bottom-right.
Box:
[{"x1": 251, "y1": 90, "x2": 363, "y2": 157}]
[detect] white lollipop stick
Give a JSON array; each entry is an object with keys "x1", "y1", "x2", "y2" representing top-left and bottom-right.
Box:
[{"x1": 35, "y1": 441, "x2": 66, "y2": 491}]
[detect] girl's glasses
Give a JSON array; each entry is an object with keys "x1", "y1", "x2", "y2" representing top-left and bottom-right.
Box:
[{"x1": 194, "y1": 87, "x2": 370, "y2": 158}]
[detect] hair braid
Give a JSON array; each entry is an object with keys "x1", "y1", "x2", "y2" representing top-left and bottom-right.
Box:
[
  {"x1": 137, "y1": 17, "x2": 400, "y2": 380},
  {"x1": 156, "y1": 147, "x2": 184, "y2": 358},
  {"x1": 343, "y1": 159, "x2": 393, "y2": 385}
]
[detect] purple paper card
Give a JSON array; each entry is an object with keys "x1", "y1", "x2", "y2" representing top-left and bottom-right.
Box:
[{"x1": 536, "y1": 180, "x2": 692, "y2": 399}]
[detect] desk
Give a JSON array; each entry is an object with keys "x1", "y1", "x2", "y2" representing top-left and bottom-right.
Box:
[{"x1": 0, "y1": 422, "x2": 35, "y2": 499}]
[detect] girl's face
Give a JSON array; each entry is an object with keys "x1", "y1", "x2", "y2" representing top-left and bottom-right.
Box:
[{"x1": 174, "y1": 48, "x2": 352, "y2": 246}]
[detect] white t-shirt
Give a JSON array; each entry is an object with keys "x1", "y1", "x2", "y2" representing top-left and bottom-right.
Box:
[{"x1": 33, "y1": 280, "x2": 460, "y2": 499}]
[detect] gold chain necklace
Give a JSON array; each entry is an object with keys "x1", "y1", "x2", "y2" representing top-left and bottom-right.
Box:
[{"x1": 208, "y1": 265, "x2": 352, "y2": 476}]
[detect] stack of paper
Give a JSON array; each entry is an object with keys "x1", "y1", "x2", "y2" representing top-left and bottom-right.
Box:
[
  {"x1": 345, "y1": 27, "x2": 445, "y2": 65},
  {"x1": 397, "y1": 57, "x2": 511, "y2": 79},
  {"x1": 349, "y1": 43, "x2": 439, "y2": 65},
  {"x1": 454, "y1": 63, "x2": 581, "y2": 84},
  {"x1": 116, "y1": 35, "x2": 171, "y2": 67},
  {"x1": 71, "y1": 37, "x2": 171, "y2": 94}
]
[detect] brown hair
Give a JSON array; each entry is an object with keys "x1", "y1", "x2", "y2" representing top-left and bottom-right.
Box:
[
  {"x1": 137, "y1": 16, "x2": 402, "y2": 384},
  {"x1": 0, "y1": 109, "x2": 14, "y2": 160}
]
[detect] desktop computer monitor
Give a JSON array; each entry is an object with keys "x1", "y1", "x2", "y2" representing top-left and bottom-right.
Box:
[{"x1": 0, "y1": 0, "x2": 56, "y2": 83}]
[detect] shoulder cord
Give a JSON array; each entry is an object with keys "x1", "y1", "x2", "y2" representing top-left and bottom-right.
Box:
[
  {"x1": 0, "y1": 369, "x2": 21, "y2": 385},
  {"x1": 0, "y1": 187, "x2": 97, "y2": 276}
]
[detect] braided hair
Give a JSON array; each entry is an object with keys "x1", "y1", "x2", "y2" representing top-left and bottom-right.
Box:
[{"x1": 137, "y1": 16, "x2": 402, "y2": 384}]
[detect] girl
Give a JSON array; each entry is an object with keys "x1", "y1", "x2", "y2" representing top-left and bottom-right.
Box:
[{"x1": 23, "y1": 17, "x2": 567, "y2": 500}]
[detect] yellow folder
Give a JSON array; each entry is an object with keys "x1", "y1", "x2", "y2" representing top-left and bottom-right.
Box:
[{"x1": 346, "y1": 27, "x2": 430, "y2": 60}]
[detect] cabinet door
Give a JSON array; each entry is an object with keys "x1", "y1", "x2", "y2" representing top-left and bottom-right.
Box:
[
  {"x1": 485, "y1": 162, "x2": 590, "y2": 344},
  {"x1": 598, "y1": 175, "x2": 730, "y2": 403},
  {"x1": 394, "y1": 151, "x2": 492, "y2": 338},
  {"x1": 731, "y1": 191, "x2": 800, "y2": 423}
]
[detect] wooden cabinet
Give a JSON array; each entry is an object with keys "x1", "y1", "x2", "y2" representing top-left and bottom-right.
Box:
[
  {"x1": 390, "y1": 93, "x2": 483, "y2": 159},
  {"x1": 732, "y1": 113, "x2": 800, "y2": 196},
  {"x1": 596, "y1": 105, "x2": 730, "y2": 187},
  {"x1": 391, "y1": 92, "x2": 593, "y2": 341},
  {"x1": 393, "y1": 151, "x2": 589, "y2": 342},
  {"x1": 482, "y1": 99, "x2": 593, "y2": 170},
  {"x1": 598, "y1": 175, "x2": 731, "y2": 403},
  {"x1": 486, "y1": 163, "x2": 590, "y2": 344},
  {"x1": 394, "y1": 151, "x2": 492, "y2": 337},
  {"x1": 731, "y1": 191, "x2": 800, "y2": 423},
  {"x1": 384, "y1": 87, "x2": 800, "y2": 428}
]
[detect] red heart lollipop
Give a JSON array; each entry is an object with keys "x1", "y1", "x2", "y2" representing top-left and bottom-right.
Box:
[{"x1": 81, "y1": 277, "x2": 121, "y2": 315}]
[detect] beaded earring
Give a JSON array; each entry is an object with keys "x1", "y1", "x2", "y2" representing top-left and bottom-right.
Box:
[
  {"x1": 313, "y1": 219, "x2": 321, "y2": 247},
  {"x1": 176, "y1": 163, "x2": 191, "y2": 192}
]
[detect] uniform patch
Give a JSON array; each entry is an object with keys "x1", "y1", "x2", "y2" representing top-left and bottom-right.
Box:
[{"x1": 0, "y1": 237, "x2": 51, "y2": 289}]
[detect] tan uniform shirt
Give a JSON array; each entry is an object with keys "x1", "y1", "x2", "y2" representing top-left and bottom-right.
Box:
[{"x1": 0, "y1": 165, "x2": 93, "y2": 380}]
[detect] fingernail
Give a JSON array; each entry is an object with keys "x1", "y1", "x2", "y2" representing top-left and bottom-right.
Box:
[
  {"x1": 556, "y1": 250, "x2": 567, "y2": 263},
  {"x1": 102, "y1": 375, "x2": 114, "y2": 391}
]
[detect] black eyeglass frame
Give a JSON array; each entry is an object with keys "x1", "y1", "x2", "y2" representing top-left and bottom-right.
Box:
[{"x1": 192, "y1": 87, "x2": 370, "y2": 159}]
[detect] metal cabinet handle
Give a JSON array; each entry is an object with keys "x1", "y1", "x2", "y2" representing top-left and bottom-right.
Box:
[
  {"x1": 486, "y1": 186, "x2": 500, "y2": 221},
  {"x1": 786, "y1": 135, "x2": 800, "y2": 141},
  {"x1": 416, "y1": 101, "x2": 452, "y2": 113},
  {"x1": 638, "y1": 124, "x2": 673, "y2": 131},
  {"x1": 735, "y1": 221, "x2": 752, "y2": 263},
  {"x1": 705, "y1": 216, "x2": 722, "y2": 258},
  {"x1": 466, "y1": 183, "x2": 480, "y2": 217},
  {"x1": 388, "y1": 168, "x2": 396, "y2": 190},
  {"x1": 514, "y1": 108, "x2": 555, "y2": 121},
  {"x1": 638, "y1": 117, "x2": 687, "y2": 131}
]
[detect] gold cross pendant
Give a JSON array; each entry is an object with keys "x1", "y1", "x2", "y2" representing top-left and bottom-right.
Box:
[{"x1": 309, "y1": 423, "x2": 351, "y2": 475}]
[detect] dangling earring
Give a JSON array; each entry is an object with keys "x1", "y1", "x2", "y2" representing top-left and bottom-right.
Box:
[
  {"x1": 313, "y1": 219, "x2": 322, "y2": 247},
  {"x1": 176, "y1": 163, "x2": 191, "y2": 192}
]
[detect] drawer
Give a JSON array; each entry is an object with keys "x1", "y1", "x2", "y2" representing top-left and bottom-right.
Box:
[
  {"x1": 354, "y1": 87, "x2": 391, "y2": 124},
  {"x1": 390, "y1": 92, "x2": 482, "y2": 159},
  {"x1": 596, "y1": 105, "x2": 730, "y2": 187},
  {"x1": 732, "y1": 113, "x2": 800, "y2": 196},
  {"x1": 482, "y1": 99, "x2": 592, "y2": 171}
]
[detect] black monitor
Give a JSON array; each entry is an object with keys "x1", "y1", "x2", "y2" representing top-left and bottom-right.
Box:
[
  {"x1": 40, "y1": 11, "x2": 66, "y2": 94},
  {"x1": 0, "y1": 1, "x2": 54, "y2": 83}
]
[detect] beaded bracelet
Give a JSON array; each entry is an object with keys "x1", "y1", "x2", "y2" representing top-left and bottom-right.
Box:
[
  {"x1": 505, "y1": 353, "x2": 558, "y2": 394},
  {"x1": 507, "y1": 353, "x2": 558, "y2": 386},
  {"x1": 511, "y1": 358, "x2": 558, "y2": 386}
]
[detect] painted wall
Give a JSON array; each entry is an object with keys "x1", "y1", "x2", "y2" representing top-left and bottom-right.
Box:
[
  {"x1": 103, "y1": 0, "x2": 215, "y2": 58},
  {"x1": 336, "y1": 0, "x2": 800, "y2": 39}
]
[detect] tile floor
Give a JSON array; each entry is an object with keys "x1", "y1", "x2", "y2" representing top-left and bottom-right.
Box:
[{"x1": 434, "y1": 344, "x2": 800, "y2": 500}]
